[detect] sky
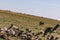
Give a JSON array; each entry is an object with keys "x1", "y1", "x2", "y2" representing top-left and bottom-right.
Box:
[{"x1": 0, "y1": 0, "x2": 60, "y2": 20}]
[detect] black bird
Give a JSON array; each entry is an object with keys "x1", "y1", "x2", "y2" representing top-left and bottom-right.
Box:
[
  {"x1": 0, "y1": 35, "x2": 6, "y2": 39},
  {"x1": 43, "y1": 24, "x2": 60, "y2": 37},
  {"x1": 8, "y1": 24, "x2": 13, "y2": 30},
  {"x1": 52, "y1": 24, "x2": 59, "y2": 32},
  {"x1": 49, "y1": 35, "x2": 54, "y2": 40},
  {"x1": 17, "y1": 30, "x2": 24, "y2": 37},
  {"x1": 43, "y1": 27, "x2": 52, "y2": 37},
  {"x1": 54, "y1": 37, "x2": 59, "y2": 40},
  {"x1": 39, "y1": 21, "x2": 44, "y2": 25},
  {"x1": 35, "y1": 32, "x2": 43, "y2": 36}
]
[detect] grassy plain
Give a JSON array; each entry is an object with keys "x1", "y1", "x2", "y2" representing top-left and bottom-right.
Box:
[{"x1": 0, "y1": 10, "x2": 60, "y2": 40}]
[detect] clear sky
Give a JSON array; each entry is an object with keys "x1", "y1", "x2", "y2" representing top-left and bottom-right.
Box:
[{"x1": 0, "y1": 0, "x2": 60, "y2": 20}]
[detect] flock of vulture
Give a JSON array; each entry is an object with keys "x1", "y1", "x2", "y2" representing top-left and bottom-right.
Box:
[{"x1": 0, "y1": 22, "x2": 60, "y2": 40}]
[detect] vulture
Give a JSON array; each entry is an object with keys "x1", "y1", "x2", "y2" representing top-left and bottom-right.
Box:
[
  {"x1": 43, "y1": 27, "x2": 52, "y2": 37},
  {"x1": 43, "y1": 24, "x2": 59, "y2": 37},
  {"x1": 52, "y1": 24, "x2": 59, "y2": 32},
  {"x1": 8, "y1": 24, "x2": 13, "y2": 30}
]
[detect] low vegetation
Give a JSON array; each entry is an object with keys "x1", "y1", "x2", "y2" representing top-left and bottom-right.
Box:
[{"x1": 0, "y1": 10, "x2": 60, "y2": 40}]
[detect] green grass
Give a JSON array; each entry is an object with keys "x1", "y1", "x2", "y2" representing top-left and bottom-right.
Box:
[
  {"x1": 0, "y1": 38, "x2": 4, "y2": 40},
  {"x1": 0, "y1": 10, "x2": 60, "y2": 40}
]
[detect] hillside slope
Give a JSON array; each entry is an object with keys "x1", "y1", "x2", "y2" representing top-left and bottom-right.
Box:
[{"x1": 0, "y1": 10, "x2": 60, "y2": 40}]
